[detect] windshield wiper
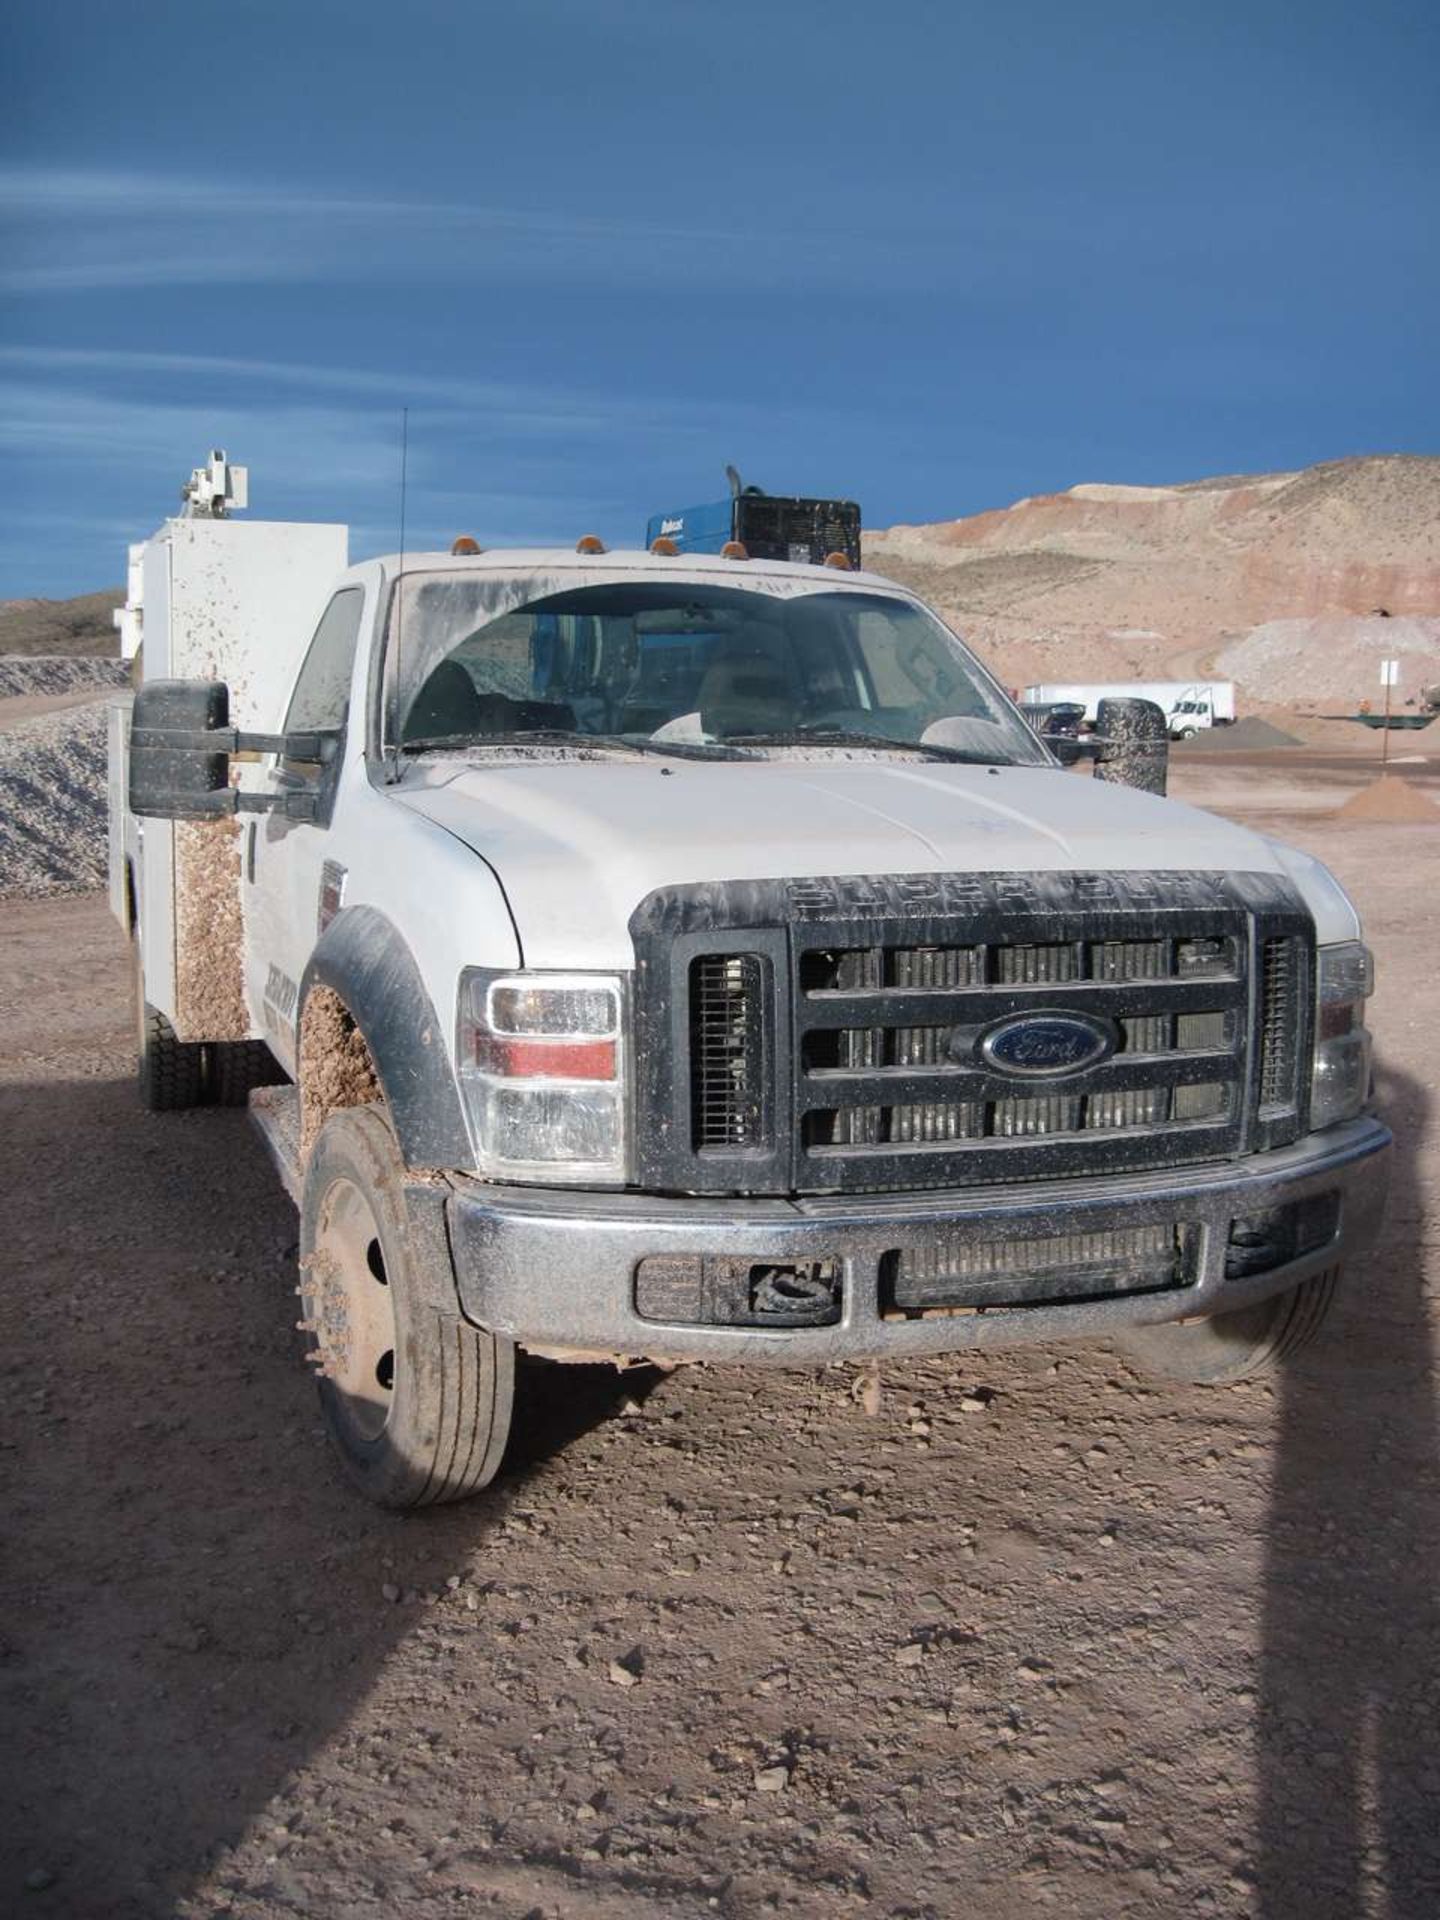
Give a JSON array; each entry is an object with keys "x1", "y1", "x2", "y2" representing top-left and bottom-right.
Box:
[
  {"x1": 399, "y1": 729, "x2": 754, "y2": 761},
  {"x1": 728, "y1": 728, "x2": 1010, "y2": 766}
]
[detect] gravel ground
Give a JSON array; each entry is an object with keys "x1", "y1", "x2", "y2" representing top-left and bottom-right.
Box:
[
  {"x1": 1, "y1": 769, "x2": 1438, "y2": 1919},
  {"x1": 0, "y1": 656, "x2": 128, "y2": 899},
  {"x1": 0, "y1": 655, "x2": 128, "y2": 701},
  {"x1": 0, "y1": 699, "x2": 113, "y2": 897}
]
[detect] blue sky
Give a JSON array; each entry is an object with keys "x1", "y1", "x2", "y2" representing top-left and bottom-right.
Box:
[{"x1": 3, "y1": 0, "x2": 1437, "y2": 597}]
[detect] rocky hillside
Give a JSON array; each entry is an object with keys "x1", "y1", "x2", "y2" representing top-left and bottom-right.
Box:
[
  {"x1": 0, "y1": 589, "x2": 122, "y2": 658},
  {"x1": 866, "y1": 455, "x2": 1440, "y2": 709}
]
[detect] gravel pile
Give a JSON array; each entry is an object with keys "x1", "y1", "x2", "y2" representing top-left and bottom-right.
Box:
[
  {"x1": 1215, "y1": 615, "x2": 1440, "y2": 707},
  {"x1": 0, "y1": 654, "x2": 128, "y2": 699},
  {"x1": 0, "y1": 697, "x2": 117, "y2": 898}
]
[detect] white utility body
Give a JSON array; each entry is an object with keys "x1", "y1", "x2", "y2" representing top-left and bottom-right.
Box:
[
  {"x1": 109, "y1": 511, "x2": 346, "y2": 1037},
  {"x1": 1024, "y1": 680, "x2": 1237, "y2": 737},
  {"x1": 110, "y1": 467, "x2": 1389, "y2": 1508}
]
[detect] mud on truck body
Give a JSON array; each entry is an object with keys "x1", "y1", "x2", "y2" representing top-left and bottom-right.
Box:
[{"x1": 110, "y1": 464, "x2": 1391, "y2": 1507}]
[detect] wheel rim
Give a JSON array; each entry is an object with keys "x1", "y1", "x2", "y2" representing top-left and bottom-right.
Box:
[{"x1": 311, "y1": 1175, "x2": 397, "y2": 1441}]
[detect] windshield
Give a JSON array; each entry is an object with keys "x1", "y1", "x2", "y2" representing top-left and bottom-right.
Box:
[{"x1": 384, "y1": 576, "x2": 1046, "y2": 765}]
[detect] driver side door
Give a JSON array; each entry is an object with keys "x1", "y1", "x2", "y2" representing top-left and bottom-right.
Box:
[{"x1": 244, "y1": 586, "x2": 367, "y2": 1071}]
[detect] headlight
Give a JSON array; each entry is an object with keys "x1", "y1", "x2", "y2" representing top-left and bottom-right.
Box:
[
  {"x1": 1311, "y1": 941, "x2": 1373, "y2": 1130},
  {"x1": 457, "y1": 969, "x2": 629, "y2": 1184}
]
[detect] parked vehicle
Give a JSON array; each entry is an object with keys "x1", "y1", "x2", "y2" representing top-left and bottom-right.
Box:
[
  {"x1": 1020, "y1": 699, "x2": 1086, "y2": 739},
  {"x1": 110, "y1": 456, "x2": 1390, "y2": 1507},
  {"x1": 1023, "y1": 680, "x2": 1237, "y2": 739}
]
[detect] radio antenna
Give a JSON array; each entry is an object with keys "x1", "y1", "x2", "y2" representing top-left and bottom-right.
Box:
[{"x1": 387, "y1": 407, "x2": 409, "y2": 782}]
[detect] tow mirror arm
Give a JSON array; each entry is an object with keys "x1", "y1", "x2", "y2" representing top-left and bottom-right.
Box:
[{"x1": 127, "y1": 677, "x2": 336, "y2": 821}]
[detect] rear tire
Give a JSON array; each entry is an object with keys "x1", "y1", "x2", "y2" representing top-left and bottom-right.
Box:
[
  {"x1": 299, "y1": 1105, "x2": 514, "y2": 1507},
  {"x1": 135, "y1": 946, "x2": 205, "y2": 1111},
  {"x1": 1118, "y1": 1268, "x2": 1341, "y2": 1384},
  {"x1": 209, "y1": 1038, "x2": 287, "y2": 1107}
]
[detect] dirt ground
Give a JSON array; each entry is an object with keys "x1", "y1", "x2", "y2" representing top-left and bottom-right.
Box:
[
  {"x1": 2, "y1": 752, "x2": 1438, "y2": 1920},
  {"x1": 0, "y1": 687, "x2": 115, "y2": 731}
]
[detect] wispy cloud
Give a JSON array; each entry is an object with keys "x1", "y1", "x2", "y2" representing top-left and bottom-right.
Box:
[
  {"x1": 0, "y1": 378, "x2": 408, "y2": 484},
  {"x1": 0, "y1": 344, "x2": 661, "y2": 436},
  {"x1": 0, "y1": 164, "x2": 846, "y2": 296},
  {"x1": 0, "y1": 343, "x2": 786, "y2": 570},
  {"x1": 0, "y1": 342, "x2": 790, "y2": 491}
]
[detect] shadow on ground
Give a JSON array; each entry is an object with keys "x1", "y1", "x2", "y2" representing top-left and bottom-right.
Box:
[
  {"x1": 0, "y1": 1075, "x2": 654, "y2": 1918},
  {"x1": 1257, "y1": 1063, "x2": 1440, "y2": 1917}
]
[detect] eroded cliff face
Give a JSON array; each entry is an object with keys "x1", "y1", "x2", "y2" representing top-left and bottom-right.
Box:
[{"x1": 867, "y1": 455, "x2": 1440, "y2": 705}]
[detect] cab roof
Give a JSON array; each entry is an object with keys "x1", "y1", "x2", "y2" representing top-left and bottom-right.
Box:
[{"x1": 345, "y1": 546, "x2": 904, "y2": 593}]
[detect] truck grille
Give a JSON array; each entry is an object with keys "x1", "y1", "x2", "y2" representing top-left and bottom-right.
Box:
[
  {"x1": 691, "y1": 954, "x2": 766, "y2": 1148},
  {"x1": 632, "y1": 871, "x2": 1314, "y2": 1196},
  {"x1": 801, "y1": 937, "x2": 1235, "y2": 1167}
]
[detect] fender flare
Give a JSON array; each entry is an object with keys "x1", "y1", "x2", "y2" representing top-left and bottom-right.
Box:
[{"x1": 299, "y1": 905, "x2": 472, "y2": 1172}]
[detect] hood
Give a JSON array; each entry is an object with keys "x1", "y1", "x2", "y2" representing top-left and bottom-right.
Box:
[{"x1": 393, "y1": 756, "x2": 1330, "y2": 969}]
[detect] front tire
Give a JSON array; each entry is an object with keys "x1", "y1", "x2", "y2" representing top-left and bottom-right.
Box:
[
  {"x1": 299, "y1": 1106, "x2": 514, "y2": 1507},
  {"x1": 1118, "y1": 1268, "x2": 1341, "y2": 1384}
]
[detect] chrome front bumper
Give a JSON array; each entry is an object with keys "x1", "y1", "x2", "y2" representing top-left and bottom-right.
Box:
[{"x1": 445, "y1": 1116, "x2": 1391, "y2": 1364}]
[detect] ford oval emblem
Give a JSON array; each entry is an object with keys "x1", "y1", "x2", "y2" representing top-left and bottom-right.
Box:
[{"x1": 977, "y1": 1011, "x2": 1116, "y2": 1078}]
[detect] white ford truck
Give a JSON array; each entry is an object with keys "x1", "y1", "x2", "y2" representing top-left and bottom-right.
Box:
[{"x1": 110, "y1": 458, "x2": 1390, "y2": 1507}]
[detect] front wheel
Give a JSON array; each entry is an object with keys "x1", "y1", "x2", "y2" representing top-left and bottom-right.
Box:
[
  {"x1": 1117, "y1": 1268, "x2": 1341, "y2": 1384},
  {"x1": 299, "y1": 1106, "x2": 514, "y2": 1506}
]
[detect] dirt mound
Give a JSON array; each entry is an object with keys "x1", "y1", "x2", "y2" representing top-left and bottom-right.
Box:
[
  {"x1": 0, "y1": 696, "x2": 115, "y2": 897},
  {"x1": 1177, "y1": 717, "x2": 1300, "y2": 751},
  {"x1": 1336, "y1": 774, "x2": 1439, "y2": 823}
]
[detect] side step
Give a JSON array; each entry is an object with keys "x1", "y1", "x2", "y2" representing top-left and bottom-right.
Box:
[{"x1": 250, "y1": 1084, "x2": 303, "y2": 1205}]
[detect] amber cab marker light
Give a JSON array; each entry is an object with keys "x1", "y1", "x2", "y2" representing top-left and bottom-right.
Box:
[
  {"x1": 823, "y1": 550, "x2": 853, "y2": 570},
  {"x1": 576, "y1": 534, "x2": 607, "y2": 554},
  {"x1": 451, "y1": 535, "x2": 482, "y2": 555},
  {"x1": 720, "y1": 540, "x2": 749, "y2": 560},
  {"x1": 650, "y1": 535, "x2": 680, "y2": 556}
]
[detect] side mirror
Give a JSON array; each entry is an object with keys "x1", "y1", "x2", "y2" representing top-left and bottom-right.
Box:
[
  {"x1": 1092, "y1": 697, "x2": 1169, "y2": 795},
  {"x1": 127, "y1": 678, "x2": 332, "y2": 819},
  {"x1": 128, "y1": 679, "x2": 237, "y2": 818}
]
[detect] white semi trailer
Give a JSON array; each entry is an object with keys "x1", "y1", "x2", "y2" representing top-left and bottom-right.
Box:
[
  {"x1": 109, "y1": 458, "x2": 1388, "y2": 1508},
  {"x1": 1023, "y1": 680, "x2": 1237, "y2": 737}
]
